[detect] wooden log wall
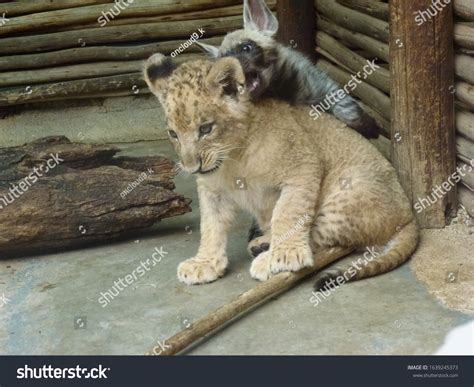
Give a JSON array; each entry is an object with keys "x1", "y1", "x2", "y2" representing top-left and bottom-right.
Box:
[
  {"x1": 315, "y1": 0, "x2": 472, "y2": 225},
  {"x1": 453, "y1": 2, "x2": 474, "y2": 219},
  {"x1": 314, "y1": 0, "x2": 391, "y2": 146},
  {"x1": 0, "y1": 1, "x2": 274, "y2": 107}
]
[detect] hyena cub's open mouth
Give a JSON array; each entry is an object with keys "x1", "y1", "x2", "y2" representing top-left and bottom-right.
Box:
[{"x1": 245, "y1": 71, "x2": 262, "y2": 97}]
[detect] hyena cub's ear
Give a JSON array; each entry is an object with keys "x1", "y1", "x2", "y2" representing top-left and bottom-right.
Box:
[
  {"x1": 244, "y1": 0, "x2": 279, "y2": 36},
  {"x1": 205, "y1": 57, "x2": 246, "y2": 99},
  {"x1": 143, "y1": 53, "x2": 176, "y2": 104},
  {"x1": 195, "y1": 41, "x2": 220, "y2": 58}
]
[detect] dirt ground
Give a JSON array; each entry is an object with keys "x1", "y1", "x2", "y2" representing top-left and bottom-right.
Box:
[{"x1": 410, "y1": 208, "x2": 473, "y2": 315}]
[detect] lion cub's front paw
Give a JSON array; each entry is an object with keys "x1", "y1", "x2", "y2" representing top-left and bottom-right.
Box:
[
  {"x1": 177, "y1": 256, "x2": 227, "y2": 285},
  {"x1": 269, "y1": 245, "x2": 314, "y2": 274},
  {"x1": 250, "y1": 251, "x2": 273, "y2": 281}
]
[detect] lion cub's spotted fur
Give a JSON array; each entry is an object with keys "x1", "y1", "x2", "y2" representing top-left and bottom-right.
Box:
[{"x1": 144, "y1": 54, "x2": 419, "y2": 287}]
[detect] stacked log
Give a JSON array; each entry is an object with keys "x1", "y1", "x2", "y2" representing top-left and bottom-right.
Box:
[
  {"x1": 0, "y1": 1, "x2": 275, "y2": 107},
  {"x1": 314, "y1": 0, "x2": 391, "y2": 142},
  {"x1": 454, "y1": 3, "x2": 474, "y2": 218}
]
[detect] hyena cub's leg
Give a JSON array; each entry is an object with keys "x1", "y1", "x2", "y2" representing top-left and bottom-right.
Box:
[
  {"x1": 247, "y1": 219, "x2": 271, "y2": 257},
  {"x1": 178, "y1": 183, "x2": 235, "y2": 285},
  {"x1": 247, "y1": 204, "x2": 274, "y2": 257}
]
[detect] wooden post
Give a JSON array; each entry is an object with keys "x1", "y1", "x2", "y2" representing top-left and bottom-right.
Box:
[
  {"x1": 276, "y1": 0, "x2": 316, "y2": 59},
  {"x1": 390, "y1": 0, "x2": 456, "y2": 228}
]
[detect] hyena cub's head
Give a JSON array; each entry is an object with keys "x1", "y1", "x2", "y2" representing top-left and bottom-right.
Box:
[
  {"x1": 197, "y1": 0, "x2": 279, "y2": 99},
  {"x1": 144, "y1": 54, "x2": 251, "y2": 175}
]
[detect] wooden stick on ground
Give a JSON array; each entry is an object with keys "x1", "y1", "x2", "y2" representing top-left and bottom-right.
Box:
[{"x1": 148, "y1": 247, "x2": 352, "y2": 356}]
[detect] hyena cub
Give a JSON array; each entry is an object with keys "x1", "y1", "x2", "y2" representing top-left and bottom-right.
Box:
[
  {"x1": 197, "y1": 0, "x2": 381, "y2": 140},
  {"x1": 144, "y1": 54, "x2": 418, "y2": 288}
]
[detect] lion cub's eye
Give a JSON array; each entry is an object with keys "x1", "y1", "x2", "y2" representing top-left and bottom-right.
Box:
[
  {"x1": 168, "y1": 130, "x2": 178, "y2": 139},
  {"x1": 199, "y1": 123, "x2": 213, "y2": 137}
]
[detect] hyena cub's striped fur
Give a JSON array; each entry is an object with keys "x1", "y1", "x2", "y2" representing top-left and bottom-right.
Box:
[
  {"x1": 144, "y1": 54, "x2": 419, "y2": 288},
  {"x1": 197, "y1": 0, "x2": 380, "y2": 140}
]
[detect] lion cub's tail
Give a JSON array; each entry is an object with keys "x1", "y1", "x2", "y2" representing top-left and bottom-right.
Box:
[{"x1": 313, "y1": 219, "x2": 419, "y2": 291}]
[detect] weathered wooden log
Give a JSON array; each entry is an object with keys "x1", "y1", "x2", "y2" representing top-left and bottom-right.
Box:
[
  {"x1": 1, "y1": 0, "x2": 111, "y2": 17},
  {"x1": 316, "y1": 47, "x2": 353, "y2": 72},
  {"x1": 454, "y1": 0, "x2": 474, "y2": 21},
  {"x1": 0, "y1": 54, "x2": 201, "y2": 107},
  {"x1": 0, "y1": 16, "x2": 242, "y2": 55},
  {"x1": 337, "y1": 0, "x2": 389, "y2": 21},
  {"x1": 51, "y1": 4, "x2": 254, "y2": 33},
  {"x1": 456, "y1": 81, "x2": 474, "y2": 110},
  {"x1": 457, "y1": 109, "x2": 474, "y2": 141},
  {"x1": 0, "y1": 73, "x2": 144, "y2": 107},
  {"x1": 458, "y1": 161, "x2": 474, "y2": 191},
  {"x1": 316, "y1": 58, "x2": 391, "y2": 121},
  {"x1": 276, "y1": 0, "x2": 316, "y2": 59},
  {"x1": 0, "y1": 0, "x2": 242, "y2": 37},
  {"x1": 455, "y1": 23, "x2": 474, "y2": 49},
  {"x1": 315, "y1": 0, "x2": 389, "y2": 43},
  {"x1": 148, "y1": 247, "x2": 352, "y2": 355},
  {"x1": 316, "y1": 31, "x2": 390, "y2": 93},
  {"x1": 316, "y1": 16, "x2": 389, "y2": 62},
  {"x1": 0, "y1": 61, "x2": 143, "y2": 88},
  {"x1": 0, "y1": 37, "x2": 223, "y2": 72},
  {"x1": 457, "y1": 134, "x2": 474, "y2": 161},
  {"x1": 455, "y1": 54, "x2": 474, "y2": 84},
  {"x1": 458, "y1": 186, "x2": 474, "y2": 217},
  {"x1": 390, "y1": 0, "x2": 456, "y2": 228},
  {"x1": 0, "y1": 136, "x2": 191, "y2": 257},
  {"x1": 458, "y1": 47, "x2": 474, "y2": 56}
]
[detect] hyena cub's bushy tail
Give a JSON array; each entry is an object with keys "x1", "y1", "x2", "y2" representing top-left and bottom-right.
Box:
[{"x1": 313, "y1": 219, "x2": 419, "y2": 291}]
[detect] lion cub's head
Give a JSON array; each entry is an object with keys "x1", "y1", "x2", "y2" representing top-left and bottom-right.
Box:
[{"x1": 144, "y1": 54, "x2": 251, "y2": 175}]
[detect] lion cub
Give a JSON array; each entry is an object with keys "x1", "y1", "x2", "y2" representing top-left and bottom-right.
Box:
[{"x1": 144, "y1": 54, "x2": 419, "y2": 287}]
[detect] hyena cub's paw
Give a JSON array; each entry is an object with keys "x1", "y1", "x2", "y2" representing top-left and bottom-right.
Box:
[
  {"x1": 177, "y1": 256, "x2": 227, "y2": 285},
  {"x1": 250, "y1": 251, "x2": 273, "y2": 281},
  {"x1": 269, "y1": 245, "x2": 314, "y2": 274},
  {"x1": 247, "y1": 234, "x2": 271, "y2": 258}
]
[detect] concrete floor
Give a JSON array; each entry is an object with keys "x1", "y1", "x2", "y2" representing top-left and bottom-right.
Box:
[{"x1": 0, "y1": 140, "x2": 472, "y2": 355}]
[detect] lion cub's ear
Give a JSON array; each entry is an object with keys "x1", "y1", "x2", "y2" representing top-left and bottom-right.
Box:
[
  {"x1": 143, "y1": 53, "x2": 176, "y2": 104},
  {"x1": 205, "y1": 57, "x2": 246, "y2": 99}
]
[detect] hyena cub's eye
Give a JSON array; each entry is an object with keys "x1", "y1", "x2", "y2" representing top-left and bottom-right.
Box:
[
  {"x1": 168, "y1": 130, "x2": 178, "y2": 139},
  {"x1": 199, "y1": 123, "x2": 214, "y2": 137},
  {"x1": 241, "y1": 43, "x2": 253, "y2": 52}
]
